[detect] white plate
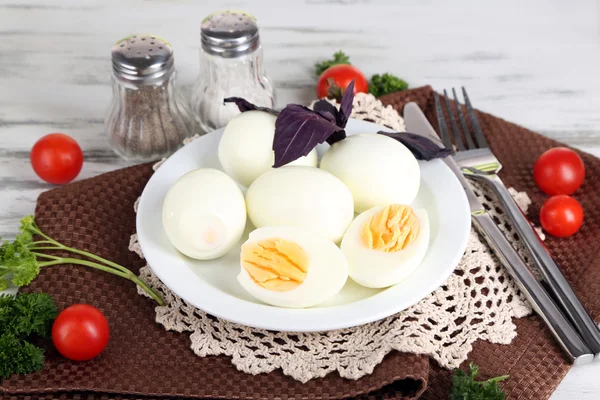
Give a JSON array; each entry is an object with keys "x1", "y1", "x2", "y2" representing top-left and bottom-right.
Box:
[{"x1": 137, "y1": 119, "x2": 471, "y2": 332}]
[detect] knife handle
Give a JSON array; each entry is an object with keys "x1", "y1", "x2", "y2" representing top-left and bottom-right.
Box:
[
  {"x1": 469, "y1": 173, "x2": 600, "y2": 356},
  {"x1": 472, "y1": 212, "x2": 593, "y2": 365}
]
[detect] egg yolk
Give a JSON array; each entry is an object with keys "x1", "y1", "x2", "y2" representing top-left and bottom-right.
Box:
[
  {"x1": 362, "y1": 205, "x2": 420, "y2": 252},
  {"x1": 202, "y1": 229, "x2": 219, "y2": 245},
  {"x1": 241, "y1": 238, "x2": 309, "y2": 291}
]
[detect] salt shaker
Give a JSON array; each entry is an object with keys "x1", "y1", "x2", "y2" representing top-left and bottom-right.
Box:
[
  {"x1": 105, "y1": 35, "x2": 194, "y2": 162},
  {"x1": 191, "y1": 10, "x2": 275, "y2": 133}
]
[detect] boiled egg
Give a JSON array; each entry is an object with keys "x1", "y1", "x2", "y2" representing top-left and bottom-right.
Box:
[
  {"x1": 320, "y1": 134, "x2": 420, "y2": 213},
  {"x1": 237, "y1": 226, "x2": 348, "y2": 308},
  {"x1": 341, "y1": 204, "x2": 429, "y2": 288},
  {"x1": 218, "y1": 110, "x2": 318, "y2": 187},
  {"x1": 162, "y1": 168, "x2": 246, "y2": 260},
  {"x1": 245, "y1": 166, "x2": 354, "y2": 243}
]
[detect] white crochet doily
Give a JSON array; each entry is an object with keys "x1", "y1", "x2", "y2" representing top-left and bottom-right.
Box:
[{"x1": 131, "y1": 93, "x2": 537, "y2": 383}]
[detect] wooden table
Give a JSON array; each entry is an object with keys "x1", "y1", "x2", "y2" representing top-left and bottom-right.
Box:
[{"x1": 1, "y1": 0, "x2": 599, "y2": 397}]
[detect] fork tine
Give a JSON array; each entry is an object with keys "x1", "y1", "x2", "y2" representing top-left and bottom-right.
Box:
[
  {"x1": 434, "y1": 92, "x2": 453, "y2": 149},
  {"x1": 453, "y1": 88, "x2": 475, "y2": 149},
  {"x1": 433, "y1": 92, "x2": 453, "y2": 149},
  {"x1": 462, "y1": 87, "x2": 489, "y2": 148},
  {"x1": 443, "y1": 89, "x2": 465, "y2": 150}
]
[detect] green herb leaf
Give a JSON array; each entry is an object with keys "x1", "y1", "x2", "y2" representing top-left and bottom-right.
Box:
[
  {"x1": 0, "y1": 293, "x2": 56, "y2": 380},
  {"x1": 369, "y1": 73, "x2": 408, "y2": 97},
  {"x1": 450, "y1": 362, "x2": 508, "y2": 400},
  {"x1": 0, "y1": 333, "x2": 45, "y2": 379},
  {"x1": 0, "y1": 238, "x2": 40, "y2": 288},
  {"x1": 0, "y1": 215, "x2": 165, "y2": 305},
  {"x1": 9, "y1": 293, "x2": 57, "y2": 338},
  {"x1": 0, "y1": 294, "x2": 14, "y2": 326},
  {"x1": 315, "y1": 51, "x2": 351, "y2": 77},
  {"x1": 0, "y1": 293, "x2": 57, "y2": 339},
  {"x1": 17, "y1": 216, "x2": 35, "y2": 243}
]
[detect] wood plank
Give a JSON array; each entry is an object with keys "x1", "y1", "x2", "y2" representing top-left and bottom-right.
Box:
[{"x1": 1, "y1": 1, "x2": 599, "y2": 398}]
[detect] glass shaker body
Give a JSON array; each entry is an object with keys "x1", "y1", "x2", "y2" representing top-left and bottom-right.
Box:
[
  {"x1": 105, "y1": 34, "x2": 194, "y2": 162},
  {"x1": 192, "y1": 45, "x2": 274, "y2": 133},
  {"x1": 106, "y1": 72, "x2": 193, "y2": 162},
  {"x1": 191, "y1": 10, "x2": 274, "y2": 133}
]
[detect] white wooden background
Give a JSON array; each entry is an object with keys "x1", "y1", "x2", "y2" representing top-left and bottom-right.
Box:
[{"x1": 1, "y1": 0, "x2": 599, "y2": 397}]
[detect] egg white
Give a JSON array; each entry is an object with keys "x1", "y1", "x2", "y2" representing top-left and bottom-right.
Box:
[
  {"x1": 237, "y1": 226, "x2": 349, "y2": 308},
  {"x1": 218, "y1": 110, "x2": 317, "y2": 187},
  {"x1": 162, "y1": 168, "x2": 247, "y2": 260},
  {"x1": 320, "y1": 134, "x2": 421, "y2": 213},
  {"x1": 341, "y1": 207, "x2": 430, "y2": 288},
  {"x1": 245, "y1": 166, "x2": 354, "y2": 243}
]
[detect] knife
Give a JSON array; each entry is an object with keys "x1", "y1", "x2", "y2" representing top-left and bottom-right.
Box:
[
  {"x1": 403, "y1": 102, "x2": 593, "y2": 365},
  {"x1": 466, "y1": 166, "x2": 600, "y2": 356}
]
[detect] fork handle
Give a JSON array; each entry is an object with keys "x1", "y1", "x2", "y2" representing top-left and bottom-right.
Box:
[
  {"x1": 469, "y1": 173, "x2": 600, "y2": 356},
  {"x1": 472, "y1": 212, "x2": 593, "y2": 365}
]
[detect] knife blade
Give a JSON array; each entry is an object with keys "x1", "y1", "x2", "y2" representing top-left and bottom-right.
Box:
[{"x1": 403, "y1": 102, "x2": 593, "y2": 365}]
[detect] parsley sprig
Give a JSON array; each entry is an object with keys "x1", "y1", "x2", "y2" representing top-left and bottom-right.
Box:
[
  {"x1": 314, "y1": 50, "x2": 351, "y2": 77},
  {"x1": 368, "y1": 73, "x2": 409, "y2": 97},
  {"x1": 314, "y1": 51, "x2": 410, "y2": 97},
  {"x1": 0, "y1": 216, "x2": 164, "y2": 305},
  {"x1": 451, "y1": 362, "x2": 508, "y2": 400},
  {"x1": 0, "y1": 292, "x2": 57, "y2": 379}
]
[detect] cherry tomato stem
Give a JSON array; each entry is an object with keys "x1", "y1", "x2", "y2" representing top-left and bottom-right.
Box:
[{"x1": 316, "y1": 64, "x2": 369, "y2": 99}]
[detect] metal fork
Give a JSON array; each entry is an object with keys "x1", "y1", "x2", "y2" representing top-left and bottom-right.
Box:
[{"x1": 435, "y1": 88, "x2": 600, "y2": 357}]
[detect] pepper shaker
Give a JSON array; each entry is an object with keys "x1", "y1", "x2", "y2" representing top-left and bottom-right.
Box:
[
  {"x1": 191, "y1": 10, "x2": 275, "y2": 133},
  {"x1": 105, "y1": 35, "x2": 194, "y2": 162}
]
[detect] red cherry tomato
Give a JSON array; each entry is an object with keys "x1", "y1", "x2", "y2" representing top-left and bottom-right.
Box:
[
  {"x1": 533, "y1": 147, "x2": 585, "y2": 195},
  {"x1": 52, "y1": 304, "x2": 109, "y2": 361},
  {"x1": 30, "y1": 133, "x2": 83, "y2": 185},
  {"x1": 539, "y1": 195, "x2": 584, "y2": 237},
  {"x1": 316, "y1": 64, "x2": 369, "y2": 99}
]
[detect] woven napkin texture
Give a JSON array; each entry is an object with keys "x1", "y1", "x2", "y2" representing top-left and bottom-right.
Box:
[{"x1": 2, "y1": 86, "x2": 599, "y2": 400}]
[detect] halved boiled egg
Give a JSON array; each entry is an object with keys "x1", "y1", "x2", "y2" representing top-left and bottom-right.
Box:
[
  {"x1": 237, "y1": 226, "x2": 348, "y2": 308},
  {"x1": 341, "y1": 204, "x2": 429, "y2": 288},
  {"x1": 162, "y1": 168, "x2": 246, "y2": 260}
]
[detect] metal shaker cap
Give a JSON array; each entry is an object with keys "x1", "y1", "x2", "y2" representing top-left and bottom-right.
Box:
[
  {"x1": 112, "y1": 35, "x2": 174, "y2": 83},
  {"x1": 201, "y1": 10, "x2": 260, "y2": 58}
]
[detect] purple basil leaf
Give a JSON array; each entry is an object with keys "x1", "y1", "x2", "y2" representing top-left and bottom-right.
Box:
[
  {"x1": 313, "y1": 99, "x2": 339, "y2": 121},
  {"x1": 312, "y1": 100, "x2": 347, "y2": 144},
  {"x1": 338, "y1": 80, "x2": 355, "y2": 128},
  {"x1": 273, "y1": 104, "x2": 344, "y2": 168},
  {"x1": 314, "y1": 98, "x2": 347, "y2": 130},
  {"x1": 378, "y1": 131, "x2": 454, "y2": 161},
  {"x1": 223, "y1": 97, "x2": 279, "y2": 116},
  {"x1": 325, "y1": 130, "x2": 347, "y2": 146},
  {"x1": 312, "y1": 80, "x2": 355, "y2": 129}
]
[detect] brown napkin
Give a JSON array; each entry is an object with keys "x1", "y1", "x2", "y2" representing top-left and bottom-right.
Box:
[
  {"x1": 2, "y1": 86, "x2": 598, "y2": 400},
  {"x1": 381, "y1": 87, "x2": 599, "y2": 399},
  {"x1": 0, "y1": 160, "x2": 427, "y2": 400}
]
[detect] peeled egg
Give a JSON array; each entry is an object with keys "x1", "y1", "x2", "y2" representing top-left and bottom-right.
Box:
[
  {"x1": 320, "y1": 134, "x2": 420, "y2": 213},
  {"x1": 341, "y1": 204, "x2": 430, "y2": 288},
  {"x1": 245, "y1": 166, "x2": 354, "y2": 243},
  {"x1": 218, "y1": 110, "x2": 318, "y2": 187},
  {"x1": 162, "y1": 168, "x2": 246, "y2": 260},
  {"x1": 237, "y1": 226, "x2": 348, "y2": 308}
]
